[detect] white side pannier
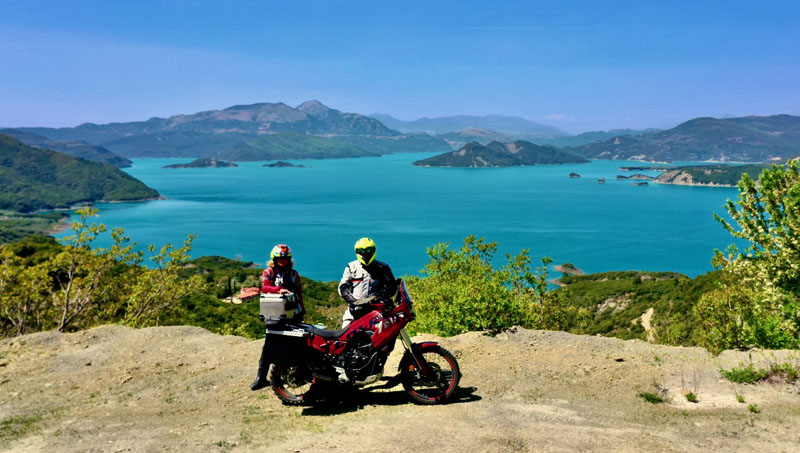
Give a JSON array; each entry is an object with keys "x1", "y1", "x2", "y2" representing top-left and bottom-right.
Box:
[{"x1": 259, "y1": 292, "x2": 299, "y2": 322}]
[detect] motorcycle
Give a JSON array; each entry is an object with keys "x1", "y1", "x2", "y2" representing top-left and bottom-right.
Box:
[{"x1": 259, "y1": 279, "x2": 461, "y2": 405}]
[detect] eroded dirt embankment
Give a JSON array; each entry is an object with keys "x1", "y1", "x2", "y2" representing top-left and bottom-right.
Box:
[{"x1": 1, "y1": 325, "x2": 799, "y2": 452}]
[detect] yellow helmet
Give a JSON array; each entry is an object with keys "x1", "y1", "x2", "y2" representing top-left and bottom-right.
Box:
[{"x1": 354, "y1": 237, "x2": 376, "y2": 266}]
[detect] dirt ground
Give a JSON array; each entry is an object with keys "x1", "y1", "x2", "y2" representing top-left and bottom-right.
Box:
[{"x1": 1, "y1": 325, "x2": 799, "y2": 452}]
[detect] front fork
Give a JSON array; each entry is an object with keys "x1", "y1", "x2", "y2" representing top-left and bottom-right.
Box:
[{"x1": 399, "y1": 328, "x2": 433, "y2": 378}]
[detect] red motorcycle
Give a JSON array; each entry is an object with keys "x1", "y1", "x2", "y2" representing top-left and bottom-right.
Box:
[{"x1": 261, "y1": 280, "x2": 460, "y2": 405}]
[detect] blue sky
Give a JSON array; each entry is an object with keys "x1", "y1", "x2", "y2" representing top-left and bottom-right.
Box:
[{"x1": 1, "y1": 1, "x2": 798, "y2": 133}]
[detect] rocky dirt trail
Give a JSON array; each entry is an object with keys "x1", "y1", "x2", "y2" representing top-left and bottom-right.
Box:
[{"x1": 2, "y1": 325, "x2": 800, "y2": 452}]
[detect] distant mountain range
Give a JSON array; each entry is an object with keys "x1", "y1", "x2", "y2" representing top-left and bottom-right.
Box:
[
  {"x1": 0, "y1": 134, "x2": 158, "y2": 212},
  {"x1": 541, "y1": 129, "x2": 659, "y2": 148},
  {"x1": 433, "y1": 127, "x2": 659, "y2": 150},
  {"x1": 571, "y1": 115, "x2": 800, "y2": 162},
  {"x1": 214, "y1": 132, "x2": 377, "y2": 161},
  {"x1": 413, "y1": 141, "x2": 589, "y2": 167},
  {"x1": 1, "y1": 128, "x2": 132, "y2": 167},
  {"x1": 7, "y1": 104, "x2": 800, "y2": 164},
  {"x1": 436, "y1": 128, "x2": 514, "y2": 149},
  {"x1": 370, "y1": 113, "x2": 568, "y2": 138},
  {"x1": 12, "y1": 101, "x2": 451, "y2": 158}
]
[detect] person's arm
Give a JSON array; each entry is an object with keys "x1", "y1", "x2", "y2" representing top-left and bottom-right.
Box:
[
  {"x1": 381, "y1": 263, "x2": 398, "y2": 299},
  {"x1": 261, "y1": 269, "x2": 282, "y2": 293},
  {"x1": 337, "y1": 265, "x2": 357, "y2": 304}
]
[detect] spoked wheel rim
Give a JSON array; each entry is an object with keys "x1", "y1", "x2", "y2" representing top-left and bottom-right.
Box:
[
  {"x1": 271, "y1": 363, "x2": 315, "y2": 405},
  {"x1": 402, "y1": 347, "x2": 460, "y2": 404}
]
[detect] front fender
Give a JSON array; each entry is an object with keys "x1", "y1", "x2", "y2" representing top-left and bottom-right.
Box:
[{"x1": 397, "y1": 341, "x2": 439, "y2": 371}]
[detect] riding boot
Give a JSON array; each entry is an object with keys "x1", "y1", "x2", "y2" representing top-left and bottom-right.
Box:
[{"x1": 250, "y1": 339, "x2": 270, "y2": 391}]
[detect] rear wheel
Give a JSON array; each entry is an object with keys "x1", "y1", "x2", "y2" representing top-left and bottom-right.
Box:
[
  {"x1": 270, "y1": 363, "x2": 316, "y2": 405},
  {"x1": 400, "y1": 345, "x2": 460, "y2": 405}
]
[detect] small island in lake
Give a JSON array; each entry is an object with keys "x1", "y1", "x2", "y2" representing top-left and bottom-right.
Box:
[
  {"x1": 617, "y1": 173, "x2": 653, "y2": 180},
  {"x1": 569, "y1": 172, "x2": 581, "y2": 178},
  {"x1": 413, "y1": 140, "x2": 589, "y2": 167},
  {"x1": 654, "y1": 164, "x2": 769, "y2": 187},
  {"x1": 619, "y1": 166, "x2": 668, "y2": 171},
  {"x1": 164, "y1": 158, "x2": 238, "y2": 169},
  {"x1": 264, "y1": 161, "x2": 306, "y2": 168}
]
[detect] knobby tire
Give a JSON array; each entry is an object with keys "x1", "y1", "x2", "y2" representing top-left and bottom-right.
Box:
[
  {"x1": 400, "y1": 345, "x2": 460, "y2": 405},
  {"x1": 270, "y1": 363, "x2": 316, "y2": 406}
]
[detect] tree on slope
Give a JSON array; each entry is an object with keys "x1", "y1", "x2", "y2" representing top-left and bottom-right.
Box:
[
  {"x1": 406, "y1": 235, "x2": 581, "y2": 336},
  {"x1": 0, "y1": 208, "x2": 204, "y2": 336},
  {"x1": 695, "y1": 160, "x2": 800, "y2": 352}
]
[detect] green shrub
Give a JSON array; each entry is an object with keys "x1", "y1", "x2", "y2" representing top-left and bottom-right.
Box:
[
  {"x1": 699, "y1": 161, "x2": 800, "y2": 352},
  {"x1": 405, "y1": 236, "x2": 579, "y2": 336},
  {"x1": 770, "y1": 362, "x2": 800, "y2": 382},
  {"x1": 638, "y1": 392, "x2": 665, "y2": 404},
  {"x1": 720, "y1": 362, "x2": 800, "y2": 384},
  {"x1": 405, "y1": 236, "x2": 530, "y2": 336},
  {"x1": 720, "y1": 364, "x2": 769, "y2": 384},
  {"x1": 694, "y1": 254, "x2": 800, "y2": 353}
]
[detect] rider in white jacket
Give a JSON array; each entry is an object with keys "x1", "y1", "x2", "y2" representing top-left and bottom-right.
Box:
[{"x1": 338, "y1": 238, "x2": 397, "y2": 329}]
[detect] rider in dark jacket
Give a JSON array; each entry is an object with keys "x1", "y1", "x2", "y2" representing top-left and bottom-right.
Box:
[
  {"x1": 251, "y1": 244, "x2": 304, "y2": 391},
  {"x1": 338, "y1": 238, "x2": 397, "y2": 329}
]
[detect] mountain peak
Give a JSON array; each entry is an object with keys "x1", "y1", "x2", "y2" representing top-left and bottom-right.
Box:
[
  {"x1": 296, "y1": 100, "x2": 330, "y2": 115},
  {"x1": 222, "y1": 102, "x2": 291, "y2": 111}
]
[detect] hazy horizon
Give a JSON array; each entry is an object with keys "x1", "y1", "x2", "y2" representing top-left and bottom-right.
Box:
[
  {"x1": 2, "y1": 1, "x2": 798, "y2": 134},
  {"x1": 2, "y1": 97, "x2": 788, "y2": 136}
]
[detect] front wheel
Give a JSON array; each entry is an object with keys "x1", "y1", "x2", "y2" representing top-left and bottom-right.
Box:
[
  {"x1": 400, "y1": 345, "x2": 460, "y2": 405},
  {"x1": 270, "y1": 363, "x2": 316, "y2": 405}
]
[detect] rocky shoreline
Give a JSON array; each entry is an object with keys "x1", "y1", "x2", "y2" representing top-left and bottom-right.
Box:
[
  {"x1": 653, "y1": 169, "x2": 738, "y2": 187},
  {"x1": 99, "y1": 195, "x2": 167, "y2": 203}
]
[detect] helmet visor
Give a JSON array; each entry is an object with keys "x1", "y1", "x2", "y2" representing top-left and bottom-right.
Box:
[
  {"x1": 356, "y1": 246, "x2": 376, "y2": 264},
  {"x1": 355, "y1": 246, "x2": 375, "y2": 256}
]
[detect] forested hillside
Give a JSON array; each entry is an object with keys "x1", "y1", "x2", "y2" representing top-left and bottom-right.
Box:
[
  {"x1": 215, "y1": 132, "x2": 377, "y2": 161},
  {"x1": 572, "y1": 115, "x2": 800, "y2": 162},
  {"x1": 0, "y1": 134, "x2": 158, "y2": 212},
  {"x1": 1, "y1": 128, "x2": 132, "y2": 167},
  {"x1": 654, "y1": 164, "x2": 770, "y2": 186}
]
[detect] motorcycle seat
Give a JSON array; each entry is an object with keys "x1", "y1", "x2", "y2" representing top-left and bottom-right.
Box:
[{"x1": 306, "y1": 325, "x2": 348, "y2": 339}]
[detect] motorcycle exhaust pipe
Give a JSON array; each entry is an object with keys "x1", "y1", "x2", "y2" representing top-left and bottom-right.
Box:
[{"x1": 312, "y1": 373, "x2": 334, "y2": 382}]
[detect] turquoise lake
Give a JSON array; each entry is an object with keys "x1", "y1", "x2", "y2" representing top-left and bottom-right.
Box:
[{"x1": 68, "y1": 154, "x2": 741, "y2": 281}]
